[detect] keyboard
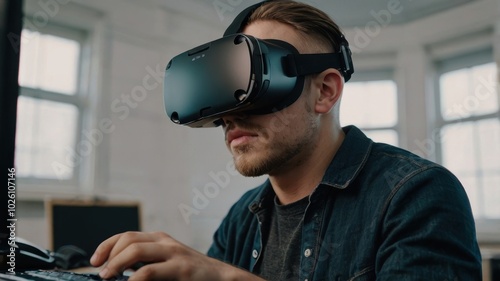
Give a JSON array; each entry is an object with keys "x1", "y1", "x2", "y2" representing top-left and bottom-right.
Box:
[{"x1": 0, "y1": 270, "x2": 129, "y2": 281}]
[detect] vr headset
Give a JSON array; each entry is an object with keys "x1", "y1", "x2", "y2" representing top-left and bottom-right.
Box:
[{"x1": 163, "y1": 1, "x2": 354, "y2": 128}]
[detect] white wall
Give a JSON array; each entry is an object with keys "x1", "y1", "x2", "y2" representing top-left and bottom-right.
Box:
[{"x1": 16, "y1": 0, "x2": 500, "y2": 255}]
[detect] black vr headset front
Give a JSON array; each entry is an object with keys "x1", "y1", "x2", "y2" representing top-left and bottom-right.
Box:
[{"x1": 163, "y1": 1, "x2": 354, "y2": 128}]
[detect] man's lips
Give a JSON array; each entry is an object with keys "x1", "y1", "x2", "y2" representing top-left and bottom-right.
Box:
[{"x1": 226, "y1": 129, "x2": 258, "y2": 145}]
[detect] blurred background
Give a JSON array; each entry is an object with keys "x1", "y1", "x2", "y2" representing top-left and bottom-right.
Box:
[{"x1": 10, "y1": 0, "x2": 500, "y2": 276}]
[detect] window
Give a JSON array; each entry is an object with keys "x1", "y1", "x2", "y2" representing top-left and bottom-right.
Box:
[
  {"x1": 16, "y1": 25, "x2": 87, "y2": 184},
  {"x1": 340, "y1": 79, "x2": 399, "y2": 146},
  {"x1": 436, "y1": 57, "x2": 500, "y2": 219}
]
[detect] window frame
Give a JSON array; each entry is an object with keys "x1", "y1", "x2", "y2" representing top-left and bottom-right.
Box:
[
  {"x1": 16, "y1": 20, "x2": 90, "y2": 191},
  {"x1": 433, "y1": 49, "x2": 500, "y2": 243},
  {"x1": 433, "y1": 48, "x2": 498, "y2": 136},
  {"x1": 341, "y1": 69, "x2": 400, "y2": 146}
]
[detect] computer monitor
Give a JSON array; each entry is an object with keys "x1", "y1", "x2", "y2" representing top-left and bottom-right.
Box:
[{"x1": 45, "y1": 199, "x2": 142, "y2": 256}]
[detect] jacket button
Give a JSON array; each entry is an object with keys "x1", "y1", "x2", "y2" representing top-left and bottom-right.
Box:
[
  {"x1": 304, "y1": 248, "x2": 312, "y2": 257},
  {"x1": 252, "y1": 249, "x2": 259, "y2": 258}
]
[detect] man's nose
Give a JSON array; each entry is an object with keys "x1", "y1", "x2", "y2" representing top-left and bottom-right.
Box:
[{"x1": 221, "y1": 113, "x2": 248, "y2": 127}]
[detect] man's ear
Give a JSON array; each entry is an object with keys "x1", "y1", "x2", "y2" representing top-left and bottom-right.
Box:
[{"x1": 314, "y1": 69, "x2": 344, "y2": 114}]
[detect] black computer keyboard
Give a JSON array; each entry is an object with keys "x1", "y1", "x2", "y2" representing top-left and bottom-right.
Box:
[{"x1": 0, "y1": 270, "x2": 129, "y2": 281}]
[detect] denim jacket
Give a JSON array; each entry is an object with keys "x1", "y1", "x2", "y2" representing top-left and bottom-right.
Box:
[{"x1": 207, "y1": 126, "x2": 482, "y2": 280}]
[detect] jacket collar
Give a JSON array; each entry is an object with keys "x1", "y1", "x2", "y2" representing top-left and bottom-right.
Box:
[
  {"x1": 249, "y1": 125, "x2": 372, "y2": 213},
  {"x1": 320, "y1": 125, "x2": 372, "y2": 189}
]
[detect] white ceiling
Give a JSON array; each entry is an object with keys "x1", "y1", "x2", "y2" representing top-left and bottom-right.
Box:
[
  {"x1": 311, "y1": 0, "x2": 476, "y2": 27},
  {"x1": 155, "y1": 0, "x2": 478, "y2": 29}
]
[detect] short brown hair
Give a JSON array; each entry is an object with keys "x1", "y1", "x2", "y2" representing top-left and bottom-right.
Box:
[{"x1": 247, "y1": 0, "x2": 344, "y2": 53}]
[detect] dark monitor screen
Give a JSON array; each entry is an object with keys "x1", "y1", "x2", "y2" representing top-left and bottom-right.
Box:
[{"x1": 47, "y1": 200, "x2": 142, "y2": 256}]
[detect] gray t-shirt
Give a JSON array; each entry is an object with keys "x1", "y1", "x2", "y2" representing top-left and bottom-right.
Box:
[{"x1": 256, "y1": 195, "x2": 309, "y2": 280}]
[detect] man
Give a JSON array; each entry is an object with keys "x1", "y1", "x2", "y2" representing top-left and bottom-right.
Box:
[{"x1": 90, "y1": 1, "x2": 482, "y2": 280}]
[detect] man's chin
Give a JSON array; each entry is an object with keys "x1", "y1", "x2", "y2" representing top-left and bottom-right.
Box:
[
  {"x1": 236, "y1": 167, "x2": 266, "y2": 178},
  {"x1": 233, "y1": 155, "x2": 268, "y2": 177}
]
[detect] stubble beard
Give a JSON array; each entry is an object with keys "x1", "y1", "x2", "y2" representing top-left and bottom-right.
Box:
[{"x1": 232, "y1": 111, "x2": 317, "y2": 177}]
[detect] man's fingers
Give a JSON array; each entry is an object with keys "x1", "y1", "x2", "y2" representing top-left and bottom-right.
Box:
[
  {"x1": 107, "y1": 232, "x2": 156, "y2": 261},
  {"x1": 99, "y1": 242, "x2": 171, "y2": 279},
  {"x1": 92, "y1": 231, "x2": 156, "y2": 267},
  {"x1": 90, "y1": 233, "x2": 123, "y2": 266}
]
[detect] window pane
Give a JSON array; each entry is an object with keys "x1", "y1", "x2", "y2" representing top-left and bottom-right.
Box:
[
  {"x1": 440, "y1": 62, "x2": 498, "y2": 121},
  {"x1": 471, "y1": 63, "x2": 498, "y2": 115},
  {"x1": 440, "y1": 69, "x2": 470, "y2": 120},
  {"x1": 440, "y1": 119, "x2": 500, "y2": 219},
  {"x1": 483, "y1": 175, "x2": 500, "y2": 218},
  {"x1": 478, "y1": 119, "x2": 500, "y2": 218},
  {"x1": 459, "y1": 175, "x2": 480, "y2": 218},
  {"x1": 441, "y1": 122, "x2": 476, "y2": 173},
  {"x1": 341, "y1": 80, "x2": 398, "y2": 128},
  {"x1": 19, "y1": 29, "x2": 80, "y2": 95},
  {"x1": 364, "y1": 129, "x2": 399, "y2": 146},
  {"x1": 18, "y1": 29, "x2": 40, "y2": 89},
  {"x1": 16, "y1": 96, "x2": 78, "y2": 180},
  {"x1": 477, "y1": 118, "x2": 500, "y2": 172}
]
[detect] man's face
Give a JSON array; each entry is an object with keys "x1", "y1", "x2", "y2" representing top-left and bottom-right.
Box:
[{"x1": 222, "y1": 20, "x2": 320, "y2": 177}]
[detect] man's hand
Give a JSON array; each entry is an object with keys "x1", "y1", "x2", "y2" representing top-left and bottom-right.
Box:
[{"x1": 90, "y1": 231, "x2": 264, "y2": 281}]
